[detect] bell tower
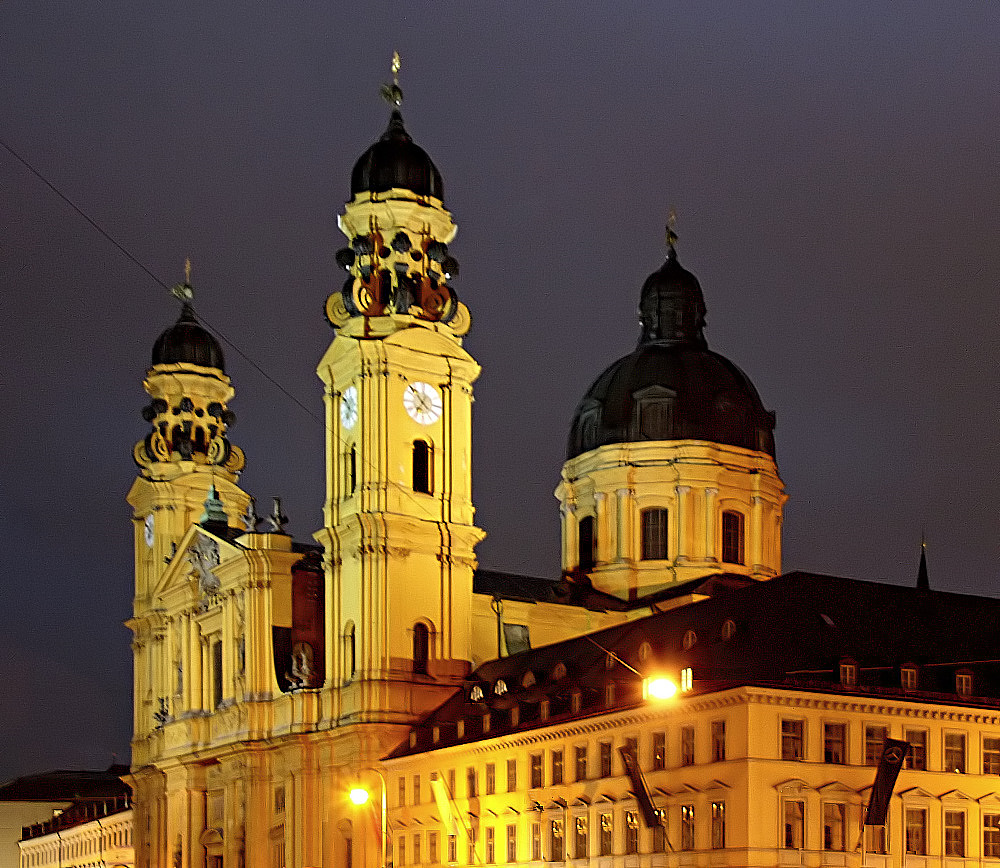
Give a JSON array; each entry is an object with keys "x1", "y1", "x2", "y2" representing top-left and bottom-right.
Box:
[
  {"x1": 126, "y1": 269, "x2": 250, "y2": 743},
  {"x1": 315, "y1": 60, "x2": 484, "y2": 726}
]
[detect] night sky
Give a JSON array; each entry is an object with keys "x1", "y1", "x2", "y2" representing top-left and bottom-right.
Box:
[{"x1": 2, "y1": 3, "x2": 999, "y2": 783}]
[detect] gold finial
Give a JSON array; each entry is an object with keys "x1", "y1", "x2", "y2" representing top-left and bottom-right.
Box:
[
  {"x1": 380, "y1": 51, "x2": 404, "y2": 107},
  {"x1": 170, "y1": 259, "x2": 194, "y2": 304},
  {"x1": 666, "y1": 208, "x2": 678, "y2": 252}
]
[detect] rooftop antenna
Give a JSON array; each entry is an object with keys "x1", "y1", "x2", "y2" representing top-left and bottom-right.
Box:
[{"x1": 380, "y1": 50, "x2": 404, "y2": 108}]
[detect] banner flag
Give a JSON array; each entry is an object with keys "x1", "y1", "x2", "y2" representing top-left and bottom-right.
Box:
[
  {"x1": 864, "y1": 738, "x2": 909, "y2": 826},
  {"x1": 618, "y1": 745, "x2": 660, "y2": 829}
]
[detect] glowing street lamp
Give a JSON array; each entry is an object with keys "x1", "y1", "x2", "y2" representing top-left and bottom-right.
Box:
[
  {"x1": 347, "y1": 768, "x2": 388, "y2": 868},
  {"x1": 643, "y1": 676, "x2": 678, "y2": 701}
]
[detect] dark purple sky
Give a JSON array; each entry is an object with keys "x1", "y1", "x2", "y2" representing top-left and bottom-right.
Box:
[{"x1": 2, "y1": 3, "x2": 999, "y2": 782}]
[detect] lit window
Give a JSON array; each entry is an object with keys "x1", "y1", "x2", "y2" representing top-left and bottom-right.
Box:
[
  {"x1": 506, "y1": 759, "x2": 516, "y2": 792},
  {"x1": 682, "y1": 630, "x2": 697, "y2": 651},
  {"x1": 506, "y1": 825, "x2": 517, "y2": 864},
  {"x1": 711, "y1": 802, "x2": 726, "y2": 849},
  {"x1": 680, "y1": 667, "x2": 693, "y2": 692},
  {"x1": 574, "y1": 816, "x2": 588, "y2": 859},
  {"x1": 901, "y1": 667, "x2": 917, "y2": 690},
  {"x1": 485, "y1": 763, "x2": 495, "y2": 796},
  {"x1": 624, "y1": 811, "x2": 638, "y2": 855},
  {"x1": 485, "y1": 827, "x2": 494, "y2": 864},
  {"x1": 574, "y1": 745, "x2": 587, "y2": 781},
  {"x1": 448, "y1": 835, "x2": 456, "y2": 863},
  {"x1": 551, "y1": 750, "x2": 563, "y2": 786},
  {"x1": 599, "y1": 813, "x2": 612, "y2": 856},
  {"x1": 640, "y1": 508, "x2": 667, "y2": 560},
  {"x1": 529, "y1": 754, "x2": 542, "y2": 789},
  {"x1": 840, "y1": 661, "x2": 857, "y2": 686},
  {"x1": 680, "y1": 805, "x2": 695, "y2": 850},
  {"x1": 721, "y1": 511, "x2": 744, "y2": 564},
  {"x1": 599, "y1": 742, "x2": 612, "y2": 777},
  {"x1": 652, "y1": 732, "x2": 666, "y2": 771},
  {"x1": 549, "y1": 820, "x2": 563, "y2": 862},
  {"x1": 866, "y1": 814, "x2": 888, "y2": 854}
]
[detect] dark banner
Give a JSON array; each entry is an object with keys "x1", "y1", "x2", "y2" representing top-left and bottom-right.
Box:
[
  {"x1": 864, "y1": 738, "x2": 909, "y2": 826},
  {"x1": 618, "y1": 745, "x2": 660, "y2": 828}
]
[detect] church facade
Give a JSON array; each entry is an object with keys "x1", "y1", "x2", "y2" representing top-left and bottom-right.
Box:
[{"x1": 125, "y1": 87, "x2": 1000, "y2": 868}]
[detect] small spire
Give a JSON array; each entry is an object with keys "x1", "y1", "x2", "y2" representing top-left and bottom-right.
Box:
[
  {"x1": 916, "y1": 535, "x2": 930, "y2": 591},
  {"x1": 380, "y1": 50, "x2": 404, "y2": 108},
  {"x1": 199, "y1": 485, "x2": 229, "y2": 528},
  {"x1": 170, "y1": 258, "x2": 194, "y2": 304},
  {"x1": 264, "y1": 496, "x2": 289, "y2": 534}
]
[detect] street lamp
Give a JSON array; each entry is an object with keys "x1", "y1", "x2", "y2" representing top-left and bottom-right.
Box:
[
  {"x1": 582, "y1": 635, "x2": 679, "y2": 701},
  {"x1": 348, "y1": 768, "x2": 388, "y2": 868}
]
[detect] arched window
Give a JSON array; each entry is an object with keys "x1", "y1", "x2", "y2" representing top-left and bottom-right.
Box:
[
  {"x1": 344, "y1": 622, "x2": 356, "y2": 681},
  {"x1": 412, "y1": 440, "x2": 432, "y2": 494},
  {"x1": 413, "y1": 622, "x2": 429, "y2": 674},
  {"x1": 721, "y1": 510, "x2": 745, "y2": 565},
  {"x1": 640, "y1": 508, "x2": 668, "y2": 560},
  {"x1": 578, "y1": 515, "x2": 595, "y2": 571}
]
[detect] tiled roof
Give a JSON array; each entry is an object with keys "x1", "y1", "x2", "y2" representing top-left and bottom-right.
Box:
[
  {"x1": 0, "y1": 766, "x2": 129, "y2": 803},
  {"x1": 394, "y1": 572, "x2": 1000, "y2": 757}
]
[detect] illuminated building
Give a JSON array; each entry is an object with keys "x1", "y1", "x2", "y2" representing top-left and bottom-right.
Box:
[{"x1": 124, "y1": 79, "x2": 1000, "y2": 868}]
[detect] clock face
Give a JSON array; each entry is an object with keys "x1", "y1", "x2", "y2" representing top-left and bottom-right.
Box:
[
  {"x1": 144, "y1": 513, "x2": 155, "y2": 548},
  {"x1": 403, "y1": 381, "x2": 443, "y2": 425},
  {"x1": 340, "y1": 385, "x2": 358, "y2": 430}
]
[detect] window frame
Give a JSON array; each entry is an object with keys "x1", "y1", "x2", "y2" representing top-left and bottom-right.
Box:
[
  {"x1": 721, "y1": 510, "x2": 745, "y2": 565},
  {"x1": 781, "y1": 719, "x2": 804, "y2": 761},
  {"x1": 824, "y1": 721, "x2": 846, "y2": 764},
  {"x1": 640, "y1": 507, "x2": 668, "y2": 561}
]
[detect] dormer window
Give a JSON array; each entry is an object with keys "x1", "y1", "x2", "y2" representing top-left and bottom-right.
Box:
[
  {"x1": 901, "y1": 666, "x2": 917, "y2": 690},
  {"x1": 956, "y1": 671, "x2": 973, "y2": 697},
  {"x1": 721, "y1": 619, "x2": 736, "y2": 641},
  {"x1": 633, "y1": 385, "x2": 675, "y2": 440},
  {"x1": 682, "y1": 630, "x2": 697, "y2": 651},
  {"x1": 839, "y1": 660, "x2": 857, "y2": 686}
]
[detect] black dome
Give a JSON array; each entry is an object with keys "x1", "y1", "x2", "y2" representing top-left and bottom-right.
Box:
[
  {"x1": 152, "y1": 303, "x2": 225, "y2": 372},
  {"x1": 350, "y1": 110, "x2": 444, "y2": 200},
  {"x1": 567, "y1": 247, "x2": 775, "y2": 459}
]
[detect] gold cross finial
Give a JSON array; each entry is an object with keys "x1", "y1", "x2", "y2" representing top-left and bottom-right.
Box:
[
  {"x1": 381, "y1": 51, "x2": 404, "y2": 107},
  {"x1": 170, "y1": 259, "x2": 194, "y2": 304},
  {"x1": 666, "y1": 208, "x2": 678, "y2": 251}
]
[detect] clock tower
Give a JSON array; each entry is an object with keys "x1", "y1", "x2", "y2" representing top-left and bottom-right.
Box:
[{"x1": 316, "y1": 71, "x2": 484, "y2": 728}]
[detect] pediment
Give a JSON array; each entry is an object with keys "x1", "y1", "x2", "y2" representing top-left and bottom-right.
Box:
[
  {"x1": 818, "y1": 781, "x2": 856, "y2": 795},
  {"x1": 939, "y1": 789, "x2": 974, "y2": 801},
  {"x1": 775, "y1": 778, "x2": 812, "y2": 794},
  {"x1": 152, "y1": 524, "x2": 243, "y2": 607},
  {"x1": 898, "y1": 786, "x2": 936, "y2": 800},
  {"x1": 978, "y1": 792, "x2": 1000, "y2": 804}
]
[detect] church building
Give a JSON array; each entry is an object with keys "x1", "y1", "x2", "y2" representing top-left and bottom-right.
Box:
[{"x1": 124, "y1": 77, "x2": 1000, "y2": 868}]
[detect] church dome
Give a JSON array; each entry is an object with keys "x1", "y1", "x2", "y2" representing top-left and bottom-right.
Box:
[
  {"x1": 152, "y1": 303, "x2": 225, "y2": 372},
  {"x1": 350, "y1": 110, "x2": 444, "y2": 200},
  {"x1": 567, "y1": 245, "x2": 775, "y2": 459}
]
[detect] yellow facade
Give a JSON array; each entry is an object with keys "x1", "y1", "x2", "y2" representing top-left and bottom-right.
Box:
[{"x1": 19, "y1": 809, "x2": 133, "y2": 868}]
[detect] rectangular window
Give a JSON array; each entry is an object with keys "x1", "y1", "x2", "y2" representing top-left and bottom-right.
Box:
[
  {"x1": 578, "y1": 516, "x2": 595, "y2": 572},
  {"x1": 781, "y1": 719, "x2": 804, "y2": 761},
  {"x1": 467, "y1": 767, "x2": 478, "y2": 798},
  {"x1": 624, "y1": 811, "x2": 638, "y2": 855},
  {"x1": 783, "y1": 800, "x2": 804, "y2": 849},
  {"x1": 599, "y1": 813, "x2": 613, "y2": 856},
  {"x1": 574, "y1": 746, "x2": 587, "y2": 781},
  {"x1": 824, "y1": 803, "x2": 845, "y2": 851},
  {"x1": 599, "y1": 741, "x2": 612, "y2": 777},
  {"x1": 505, "y1": 825, "x2": 516, "y2": 864},
  {"x1": 652, "y1": 822, "x2": 667, "y2": 853},
  {"x1": 711, "y1": 720, "x2": 726, "y2": 762},
  {"x1": 652, "y1": 732, "x2": 666, "y2": 770},
  {"x1": 574, "y1": 816, "x2": 588, "y2": 859},
  {"x1": 945, "y1": 732, "x2": 966, "y2": 773},
  {"x1": 957, "y1": 672, "x2": 973, "y2": 696},
  {"x1": 485, "y1": 828, "x2": 494, "y2": 864},
  {"x1": 448, "y1": 769, "x2": 455, "y2": 797},
  {"x1": 840, "y1": 662, "x2": 857, "y2": 685},
  {"x1": 550, "y1": 820, "x2": 564, "y2": 862},
  {"x1": 398, "y1": 776, "x2": 407, "y2": 806},
  {"x1": 641, "y1": 508, "x2": 668, "y2": 560},
  {"x1": 468, "y1": 830, "x2": 476, "y2": 865},
  {"x1": 212, "y1": 639, "x2": 224, "y2": 708},
  {"x1": 945, "y1": 811, "x2": 965, "y2": 857},
  {"x1": 905, "y1": 808, "x2": 926, "y2": 855},
  {"x1": 448, "y1": 835, "x2": 457, "y2": 863},
  {"x1": 721, "y1": 510, "x2": 744, "y2": 564},
  {"x1": 530, "y1": 754, "x2": 542, "y2": 789},
  {"x1": 901, "y1": 667, "x2": 917, "y2": 689},
  {"x1": 865, "y1": 725, "x2": 887, "y2": 766},
  {"x1": 414, "y1": 833, "x2": 421, "y2": 865},
  {"x1": 987, "y1": 737, "x2": 1000, "y2": 775},
  {"x1": 711, "y1": 802, "x2": 726, "y2": 850},
  {"x1": 866, "y1": 819, "x2": 888, "y2": 855},
  {"x1": 531, "y1": 824, "x2": 541, "y2": 862},
  {"x1": 622, "y1": 737, "x2": 638, "y2": 774},
  {"x1": 551, "y1": 750, "x2": 564, "y2": 785},
  {"x1": 824, "y1": 722, "x2": 846, "y2": 764},
  {"x1": 985, "y1": 814, "x2": 1000, "y2": 858},
  {"x1": 681, "y1": 805, "x2": 695, "y2": 851},
  {"x1": 681, "y1": 725, "x2": 695, "y2": 766},
  {"x1": 429, "y1": 832, "x2": 438, "y2": 864},
  {"x1": 680, "y1": 667, "x2": 693, "y2": 692},
  {"x1": 413, "y1": 775, "x2": 421, "y2": 805},
  {"x1": 399, "y1": 836, "x2": 406, "y2": 866},
  {"x1": 506, "y1": 759, "x2": 517, "y2": 792},
  {"x1": 905, "y1": 729, "x2": 926, "y2": 770},
  {"x1": 486, "y1": 763, "x2": 495, "y2": 796}
]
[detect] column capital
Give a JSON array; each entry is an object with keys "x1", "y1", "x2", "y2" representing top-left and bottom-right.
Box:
[{"x1": 675, "y1": 485, "x2": 691, "y2": 496}]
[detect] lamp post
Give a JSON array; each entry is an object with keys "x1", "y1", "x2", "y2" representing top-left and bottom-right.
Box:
[{"x1": 348, "y1": 767, "x2": 388, "y2": 868}]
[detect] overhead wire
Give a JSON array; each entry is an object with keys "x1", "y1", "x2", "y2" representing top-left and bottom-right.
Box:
[{"x1": 1, "y1": 133, "x2": 449, "y2": 524}]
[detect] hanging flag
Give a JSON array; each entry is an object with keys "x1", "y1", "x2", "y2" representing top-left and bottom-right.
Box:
[
  {"x1": 864, "y1": 738, "x2": 909, "y2": 826},
  {"x1": 618, "y1": 745, "x2": 660, "y2": 829},
  {"x1": 431, "y1": 775, "x2": 459, "y2": 836}
]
